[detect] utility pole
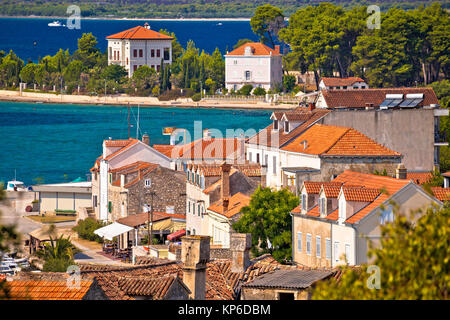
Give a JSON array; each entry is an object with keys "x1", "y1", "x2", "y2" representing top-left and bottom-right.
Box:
[{"x1": 144, "y1": 191, "x2": 155, "y2": 255}]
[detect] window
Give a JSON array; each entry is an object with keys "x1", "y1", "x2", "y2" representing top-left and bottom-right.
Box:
[
  {"x1": 345, "y1": 244, "x2": 350, "y2": 264},
  {"x1": 245, "y1": 70, "x2": 251, "y2": 80},
  {"x1": 248, "y1": 152, "x2": 252, "y2": 162},
  {"x1": 151, "y1": 49, "x2": 155, "y2": 57},
  {"x1": 192, "y1": 228, "x2": 196, "y2": 235},
  {"x1": 192, "y1": 203, "x2": 195, "y2": 215},
  {"x1": 325, "y1": 239, "x2": 331, "y2": 260},
  {"x1": 316, "y1": 236, "x2": 321, "y2": 258},
  {"x1": 319, "y1": 198, "x2": 326, "y2": 215},
  {"x1": 200, "y1": 176, "x2": 205, "y2": 189},
  {"x1": 139, "y1": 49, "x2": 143, "y2": 57},
  {"x1": 133, "y1": 65, "x2": 137, "y2": 71},
  {"x1": 343, "y1": 86, "x2": 347, "y2": 89},
  {"x1": 164, "y1": 48, "x2": 170, "y2": 60},
  {"x1": 301, "y1": 194, "x2": 307, "y2": 211},
  {"x1": 191, "y1": 172, "x2": 195, "y2": 182},
  {"x1": 265, "y1": 154, "x2": 268, "y2": 166},
  {"x1": 284, "y1": 121, "x2": 289, "y2": 132},
  {"x1": 109, "y1": 47, "x2": 112, "y2": 59},
  {"x1": 273, "y1": 156, "x2": 277, "y2": 174},
  {"x1": 196, "y1": 174, "x2": 199, "y2": 185},
  {"x1": 186, "y1": 170, "x2": 190, "y2": 181},
  {"x1": 361, "y1": 86, "x2": 366, "y2": 89},
  {"x1": 233, "y1": 60, "x2": 237, "y2": 65},
  {"x1": 339, "y1": 197, "x2": 346, "y2": 221},
  {"x1": 166, "y1": 206, "x2": 175, "y2": 214},
  {"x1": 126, "y1": 57, "x2": 129, "y2": 65},
  {"x1": 297, "y1": 232, "x2": 302, "y2": 252},
  {"x1": 256, "y1": 153, "x2": 260, "y2": 164},
  {"x1": 278, "y1": 292, "x2": 295, "y2": 300},
  {"x1": 334, "y1": 241, "x2": 339, "y2": 262},
  {"x1": 144, "y1": 179, "x2": 151, "y2": 188},
  {"x1": 306, "y1": 234, "x2": 311, "y2": 255},
  {"x1": 133, "y1": 49, "x2": 137, "y2": 58},
  {"x1": 156, "y1": 49, "x2": 160, "y2": 58},
  {"x1": 157, "y1": 65, "x2": 160, "y2": 72},
  {"x1": 187, "y1": 201, "x2": 190, "y2": 213},
  {"x1": 93, "y1": 195, "x2": 98, "y2": 207},
  {"x1": 108, "y1": 201, "x2": 112, "y2": 213},
  {"x1": 198, "y1": 204, "x2": 201, "y2": 216}
]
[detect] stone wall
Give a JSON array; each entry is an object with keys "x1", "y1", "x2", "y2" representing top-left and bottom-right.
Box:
[
  {"x1": 210, "y1": 247, "x2": 232, "y2": 260},
  {"x1": 241, "y1": 287, "x2": 310, "y2": 300},
  {"x1": 127, "y1": 166, "x2": 186, "y2": 215}
]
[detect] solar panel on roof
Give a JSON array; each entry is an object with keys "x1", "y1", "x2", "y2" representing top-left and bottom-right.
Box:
[{"x1": 379, "y1": 99, "x2": 393, "y2": 107}]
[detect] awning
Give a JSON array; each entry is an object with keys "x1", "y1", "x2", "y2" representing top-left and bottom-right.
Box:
[
  {"x1": 94, "y1": 222, "x2": 134, "y2": 241},
  {"x1": 167, "y1": 229, "x2": 186, "y2": 241},
  {"x1": 140, "y1": 219, "x2": 186, "y2": 233}
]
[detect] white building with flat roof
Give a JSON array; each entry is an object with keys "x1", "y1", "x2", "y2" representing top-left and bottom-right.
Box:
[
  {"x1": 106, "y1": 24, "x2": 173, "y2": 77},
  {"x1": 225, "y1": 42, "x2": 282, "y2": 92}
]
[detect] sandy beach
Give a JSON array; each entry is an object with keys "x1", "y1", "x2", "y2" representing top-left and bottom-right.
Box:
[
  {"x1": 0, "y1": 89, "x2": 296, "y2": 110},
  {"x1": 0, "y1": 15, "x2": 252, "y2": 21}
]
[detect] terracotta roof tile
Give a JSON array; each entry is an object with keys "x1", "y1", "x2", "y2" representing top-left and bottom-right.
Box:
[
  {"x1": 282, "y1": 124, "x2": 400, "y2": 157},
  {"x1": 321, "y1": 77, "x2": 366, "y2": 87},
  {"x1": 303, "y1": 181, "x2": 343, "y2": 194},
  {"x1": 1, "y1": 280, "x2": 92, "y2": 300},
  {"x1": 341, "y1": 187, "x2": 381, "y2": 202},
  {"x1": 407, "y1": 172, "x2": 433, "y2": 185},
  {"x1": 208, "y1": 192, "x2": 250, "y2": 218},
  {"x1": 321, "y1": 87, "x2": 439, "y2": 109},
  {"x1": 431, "y1": 187, "x2": 450, "y2": 202},
  {"x1": 225, "y1": 42, "x2": 281, "y2": 56},
  {"x1": 106, "y1": 26, "x2": 173, "y2": 40}
]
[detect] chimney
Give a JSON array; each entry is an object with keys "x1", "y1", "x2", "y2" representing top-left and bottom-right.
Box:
[
  {"x1": 396, "y1": 163, "x2": 407, "y2": 180},
  {"x1": 181, "y1": 235, "x2": 210, "y2": 300},
  {"x1": 308, "y1": 102, "x2": 315, "y2": 111},
  {"x1": 221, "y1": 162, "x2": 232, "y2": 201},
  {"x1": 222, "y1": 199, "x2": 229, "y2": 213},
  {"x1": 274, "y1": 45, "x2": 280, "y2": 54},
  {"x1": 142, "y1": 133, "x2": 150, "y2": 146},
  {"x1": 230, "y1": 233, "x2": 252, "y2": 273}
]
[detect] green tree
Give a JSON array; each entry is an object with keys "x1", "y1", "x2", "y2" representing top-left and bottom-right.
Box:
[
  {"x1": 19, "y1": 63, "x2": 39, "y2": 84},
  {"x1": 233, "y1": 38, "x2": 253, "y2": 50},
  {"x1": 253, "y1": 86, "x2": 266, "y2": 96},
  {"x1": 73, "y1": 33, "x2": 100, "y2": 69},
  {"x1": 39, "y1": 234, "x2": 76, "y2": 272},
  {"x1": 101, "y1": 64, "x2": 127, "y2": 83},
  {"x1": 250, "y1": 4, "x2": 285, "y2": 48},
  {"x1": 238, "y1": 84, "x2": 253, "y2": 96},
  {"x1": 283, "y1": 74, "x2": 296, "y2": 92},
  {"x1": 159, "y1": 29, "x2": 183, "y2": 61},
  {"x1": 312, "y1": 203, "x2": 449, "y2": 299},
  {"x1": 63, "y1": 60, "x2": 83, "y2": 83},
  {"x1": 233, "y1": 187, "x2": 299, "y2": 263},
  {"x1": 0, "y1": 50, "x2": 24, "y2": 87}
]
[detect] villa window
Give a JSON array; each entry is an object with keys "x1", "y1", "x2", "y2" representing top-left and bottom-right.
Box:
[
  {"x1": 198, "y1": 204, "x2": 201, "y2": 216},
  {"x1": 301, "y1": 194, "x2": 307, "y2": 211},
  {"x1": 133, "y1": 49, "x2": 137, "y2": 58},
  {"x1": 144, "y1": 179, "x2": 151, "y2": 188},
  {"x1": 273, "y1": 120, "x2": 279, "y2": 130},
  {"x1": 109, "y1": 47, "x2": 112, "y2": 59},
  {"x1": 139, "y1": 49, "x2": 143, "y2": 58},
  {"x1": 273, "y1": 156, "x2": 277, "y2": 174},
  {"x1": 151, "y1": 49, "x2": 155, "y2": 57},
  {"x1": 157, "y1": 49, "x2": 161, "y2": 58},
  {"x1": 256, "y1": 153, "x2": 260, "y2": 164},
  {"x1": 245, "y1": 71, "x2": 251, "y2": 80},
  {"x1": 345, "y1": 244, "x2": 350, "y2": 264},
  {"x1": 284, "y1": 121, "x2": 289, "y2": 132},
  {"x1": 306, "y1": 234, "x2": 311, "y2": 255},
  {"x1": 325, "y1": 238, "x2": 331, "y2": 260},
  {"x1": 334, "y1": 241, "x2": 339, "y2": 262},
  {"x1": 248, "y1": 152, "x2": 252, "y2": 162},
  {"x1": 164, "y1": 48, "x2": 170, "y2": 60},
  {"x1": 186, "y1": 170, "x2": 190, "y2": 182},
  {"x1": 157, "y1": 65, "x2": 160, "y2": 72},
  {"x1": 319, "y1": 198, "x2": 326, "y2": 215},
  {"x1": 133, "y1": 65, "x2": 137, "y2": 71},
  {"x1": 316, "y1": 236, "x2": 321, "y2": 258},
  {"x1": 297, "y1": 232, "x2": 302, "y2": 252}
]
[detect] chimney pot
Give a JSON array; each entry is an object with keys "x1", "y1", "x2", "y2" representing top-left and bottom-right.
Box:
[
  {"x1": 221, "y1": 162, "x2": 232, "y2": 201},
  {"x1": 230, "y1": 233, "x2": 252, "y2": 273},
  {"x1": 142, "y1": 133, "x2": 150, "y2": 146},
  {"x1": 181, "y1": 235, "x2": 210, "y2": 300},
  {"x1": 396, "y1": 163, "x2": 407, "y2": 180}
]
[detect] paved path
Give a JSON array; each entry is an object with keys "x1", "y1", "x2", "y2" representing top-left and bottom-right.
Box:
[
  {"x1": 0, "y1": 203, "x2": 41, "y2": 236},
  {"x1": 72, "y1": 239, "x2": 128, "y2": 266}
]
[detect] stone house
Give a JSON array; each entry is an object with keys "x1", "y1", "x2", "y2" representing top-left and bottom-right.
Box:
[
  {"x1": 291, "y1": 169, "x2": 442, "y2": 268},
  {"x1": 107, "y1": 161, "x2": 186, "y2": 221},
  {"x1": 90, "y1": 134, "x2": 173, "y2": 221}
]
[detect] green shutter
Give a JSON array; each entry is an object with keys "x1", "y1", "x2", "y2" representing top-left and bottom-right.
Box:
[{"x1": 108, "y1": 201, "x2": 112, "y2": 213}]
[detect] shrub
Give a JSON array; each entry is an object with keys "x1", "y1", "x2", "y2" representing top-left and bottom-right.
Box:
[
  {"x1": 158, "y1": 88, "x2": 194, "y2": 101},
  {"x1": 239, "y1": 84, "x2": 253, "y2": 96},
  {"x1": 43, "y1": 257, "x2": 74, "y2": 272},
  {"x1": 72, "y1": 217, "x2": 106, "y2": 243},
  {"x1": 253, "y1": 87, "x2": 266, "y2": 96},
  {"x1": 191, "y1": 93, "x2": 202, "y2": 102}
]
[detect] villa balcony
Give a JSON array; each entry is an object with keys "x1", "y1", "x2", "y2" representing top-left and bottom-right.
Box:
[{"x1": 435, "y1": 132, "x2": 448, "y2": 146}]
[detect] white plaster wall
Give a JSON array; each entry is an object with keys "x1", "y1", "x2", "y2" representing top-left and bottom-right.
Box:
[
  {"x1": 208, "y1": 211, "x2": 231, "y2": 248},
  {"x1": 186, "y1": 181, "x2": 210, "y2": 236},
  {"x1": 331, "y1": 223, "x2": 355, "y2": 266}
]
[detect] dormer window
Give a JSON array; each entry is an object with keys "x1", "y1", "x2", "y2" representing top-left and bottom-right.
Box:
[
  {"x1": 186, "y1": 170, "x2": 190, "y2": 182},
  {"x1": 284, "y1": 121, "x2": 289, "y2": 132},
  {"x1": 273, "y1": 120, "x2": 279, "y2": 130},
  {"x1": 339, "y1": 196, "x2": 346, "y2": 222},
  {"x1": 319, "y1": 197, "x2": 326, "y2": 215},
  {"x1": 301, "y1": 193, "x2": 307, "y2": 211}
]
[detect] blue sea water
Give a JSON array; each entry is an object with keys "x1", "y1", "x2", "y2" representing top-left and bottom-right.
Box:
[
  {"x1": 0, "y1": 102, "x2": 271, "y2": 186},
  {"x1": 0, "y1": 17, "x2": 257, "y2": 62}
]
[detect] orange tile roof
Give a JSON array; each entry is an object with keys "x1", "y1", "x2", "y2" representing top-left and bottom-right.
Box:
[
  {"x1": 442, "y1": 172, "x2": 450, "y2": 178},
  {"x1": 106, "y1": 26, "x2": 173, "y2": 40},
  {"x1": 303, "y1": 181, "x2": 343, "y2": 194},
  {"x1": 291, "y1": 205, "x2": 302, "y2": 214},
  {"x1": 208, "y1": 192, "x2": 250, "y2": 218},
  {"x1": 407, "y1": 172, "x2": 433, "y2": 185},
  {"x1": 333, "y1": 171, "x2": 410, "y2": 224},
  {"x1": 225, "y1": 42, "x2": 281, "y2": 56},
  {"x1": 321, "y1": 77, "x2": 366, "y2": 87},
  {"x1": 282, "y1": 124, "x2": 401, "y2": 157},
  {"x1": 103, "y1": 138, "x2": 140, "y2": 161},
  {"x1": 431, "y1": 187, "x2": 450, "y2": 202},
  {"x1": 341, "y1": 187, "x2": 381, "y2": 202},
  {"x1": 321, "y1": 87, "x2": 439, "y2": 109},
  {"x1": 322, "y1": 184, "x2": 343, "y2": 198},
  {"x1": 155, "y1": 138, "x2": 243, "y2": 161},
  {"x1": 326, "y1": 208, "x2": 339, "y2": 221},
  {"x1": 2, "y1": 280, "x2": 93, "y2": 300},
  {"x1": 188, "y1": 162, "x2": 261, "y2": 177},
  {"x1": 305, "y1": 205, "x2": 320, "y2": 217},
  {"x1": 104, "y1": 139, "x2": 134, "y2": 147},
  {"x1": 248, "y1": 108, "x2": 330, "y2": 148}
]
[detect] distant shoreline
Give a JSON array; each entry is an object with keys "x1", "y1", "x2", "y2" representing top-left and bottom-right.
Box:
[
  {"x1": 0, "y1": 90, "x2": 295, "y2": 111},
  {"x1": 0, "y1": 15, "x2": 251, "y2": 21}
]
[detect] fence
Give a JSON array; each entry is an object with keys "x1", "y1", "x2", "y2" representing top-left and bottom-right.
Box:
[{"x1": 204, "y1": 94, "x2": 303, "y2": 104}]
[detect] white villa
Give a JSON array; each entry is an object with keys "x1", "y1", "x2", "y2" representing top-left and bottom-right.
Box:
[
  {"x1": 106, "y1": 23, "x2": 173, "y2": 77},
  {"x1": 318, "y1": 77, "x2": 368, "y2": 90},
  {"x1": 225, "y1": 42, "x2": 283, "y2": 92}
]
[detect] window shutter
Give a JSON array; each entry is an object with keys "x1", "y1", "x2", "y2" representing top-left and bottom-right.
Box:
[{"x1": 297, "y1": 232, "x2": 302, "y2": 252}]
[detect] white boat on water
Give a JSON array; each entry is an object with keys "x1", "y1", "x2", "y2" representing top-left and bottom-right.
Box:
[
  {"x1": 48, "y1": 21, "x2": 62, "y2": 27},
  {"x1": 6, "y1": 180, "x2": 28, "y2": 192}
]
